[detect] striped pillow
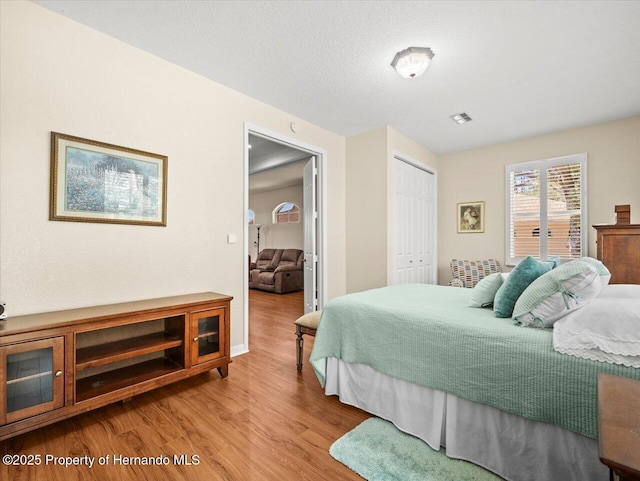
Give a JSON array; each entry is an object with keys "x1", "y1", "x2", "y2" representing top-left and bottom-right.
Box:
[
  {"x1": 577, "y1": 257, "x2": 611, "y2": 286},
  {"x1": 513, "y1": 259, "x2": 602, "y2": 328},
  {"x1": 449, "y1": 259, "x2": 501, "y2": 288}
]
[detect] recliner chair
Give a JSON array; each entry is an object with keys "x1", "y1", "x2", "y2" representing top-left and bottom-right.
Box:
[{"x1": 250, "y1": 248, "x2": 304, "y2": 294}]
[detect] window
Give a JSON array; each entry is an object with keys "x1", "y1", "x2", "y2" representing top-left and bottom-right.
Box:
[
  {"x1": 505, "y1": 153, "x2": 586, "y2": 266},
  {"x1": 272, "y1": 202, "x2": 299, "y2": 224},
  {"x1": 247, "y1": 209, "x2": 255, "y2": 225}
]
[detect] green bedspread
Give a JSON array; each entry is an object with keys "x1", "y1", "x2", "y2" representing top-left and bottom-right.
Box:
[{"x1": 310, "y1": 284, "x2": 640, "y2": 439}]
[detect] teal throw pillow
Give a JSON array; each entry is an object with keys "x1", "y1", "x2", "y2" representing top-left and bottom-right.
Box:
[
  {"x1": 493, "y1": 256, "x2": 553, "y2": 318},
  {"x1": 468, "y1": 273, "x2": 504, "y2": 308}
]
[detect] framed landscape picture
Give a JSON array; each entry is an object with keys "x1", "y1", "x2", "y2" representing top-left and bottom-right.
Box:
[
  {"x1": 457, "y1": 201, "x2": 484, "y2": 233},
  {"x1": 50, "y1": 132, "x2": 167, "y2": 226}
]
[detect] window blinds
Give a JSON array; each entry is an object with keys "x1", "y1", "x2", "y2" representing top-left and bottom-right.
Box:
[{"x1": 506, "y1": 154, "x2": 586, "y2": 265}]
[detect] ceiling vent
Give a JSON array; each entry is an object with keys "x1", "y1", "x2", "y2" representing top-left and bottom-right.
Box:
[{"x1": 450, "y1": 113, "x2": 472, "y2": 124}]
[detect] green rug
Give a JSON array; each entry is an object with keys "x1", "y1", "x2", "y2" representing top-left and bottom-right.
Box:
[{"x1": 329, "y1": 418, "x2": 503, "y2": 481}]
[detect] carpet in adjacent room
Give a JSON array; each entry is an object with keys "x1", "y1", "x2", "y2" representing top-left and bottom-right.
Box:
[{"x1": 329, "y1": 417, "x2": 503, "y2": 481}]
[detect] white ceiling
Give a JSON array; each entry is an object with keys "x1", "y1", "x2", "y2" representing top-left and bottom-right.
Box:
[
  {"x1": 248, "y1": 135, "x2": 308, "y2": 194},
  {"x1": 33, "y1": 1, "x2": 640, "y2": 155},
  {"x1": 249, "y1": 161, "x2": 304, "y2": 196},
  {"x1": 248, "y1": 135, "x2": 309, "y2": 175}
]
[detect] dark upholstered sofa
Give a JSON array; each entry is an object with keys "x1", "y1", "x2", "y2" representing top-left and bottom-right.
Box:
[{"x1": 249, "y1": 248, "x2": 304, "y2": 294}]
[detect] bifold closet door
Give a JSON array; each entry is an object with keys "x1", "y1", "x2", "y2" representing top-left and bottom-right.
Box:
[{"x1": 392, "y1": 157, "x2": 435, "y2": 285}]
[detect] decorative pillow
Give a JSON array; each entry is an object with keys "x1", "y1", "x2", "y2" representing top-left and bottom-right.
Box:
[
  {"x1": 493, "y1": 256, "x2": 553, "y2": 318},
  {"x1": 468, "y1": 273, "x2": 504, "y2": 308},
  {"x1": 553, "y1": 298, "x2": 640, "y2": 368},
  {"x1": 449, "y1": 259, "x2": 501, "y2": 288},
  {"x1": 598, "y1": 284, "x2": 640, "y2": 298},
  {"x1": 577, "y1": 257, "x2": 611, "y2": 286},
  {"x1": 513, "y1": 260, "x2": 601, "y2": 328}
]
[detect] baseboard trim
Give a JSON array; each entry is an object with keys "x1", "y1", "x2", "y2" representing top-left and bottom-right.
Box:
[{"x1": 231, "y1": 344, "x2": 249, "y2": 357}]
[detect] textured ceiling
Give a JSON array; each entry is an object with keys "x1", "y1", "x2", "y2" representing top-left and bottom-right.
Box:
[{"x1": 33, "y1": 0, "x2": 640, "y2": 155}]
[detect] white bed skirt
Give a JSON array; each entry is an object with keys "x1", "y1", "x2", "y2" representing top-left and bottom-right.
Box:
[{"x1": 325, "y1": 358, "x2": 608, "y2": 481}]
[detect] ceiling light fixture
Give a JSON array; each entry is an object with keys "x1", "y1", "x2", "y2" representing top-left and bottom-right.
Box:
[
  {"x1": 391, "y1": 47, "x2": 434, "y2": 79},
  {"x1": 450, "y1": 113, "x2": 472, "y2": 124}
]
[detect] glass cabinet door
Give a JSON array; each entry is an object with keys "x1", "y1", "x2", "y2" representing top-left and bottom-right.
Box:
[
  {"x1": 191, "y1": 308, "x2": 225, "y2": 365},
  {"x1": 1, "y1": 337, "x2": 64, "y2": 425}
]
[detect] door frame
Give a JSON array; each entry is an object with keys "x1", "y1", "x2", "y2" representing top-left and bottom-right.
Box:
[
  {"x1": 389, "y1": 151, "x2": 438, "y2": 285},
  {"x1": 241, "y1": 123, "x2": 327, "y2": 355}
]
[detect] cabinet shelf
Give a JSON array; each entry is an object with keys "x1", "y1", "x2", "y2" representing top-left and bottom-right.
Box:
[
  {"x1": 196, "y1": 331, "x2": 219, "y2": 340},
  {"x1": 76, "y1": 358, "x2": 183, "y2": 402},
  {"x1": 76, "y1": 332, "x2": 183, "y2": 371},
  {"x1": 7, "y1": 372, "x2": 52, "y2": 386}
]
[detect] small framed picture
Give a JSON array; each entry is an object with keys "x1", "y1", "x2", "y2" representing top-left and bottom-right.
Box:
[
  {"x1": 457, "y1": 201, "x2": 484, "y2": 233},
  {"x1": 50, "y1": 132, "x2": 167, "y2": 226}
]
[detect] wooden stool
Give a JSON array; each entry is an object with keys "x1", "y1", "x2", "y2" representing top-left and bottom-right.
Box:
[{"x1": 294, "y1": 310, "x2": 322, "y2": 372}]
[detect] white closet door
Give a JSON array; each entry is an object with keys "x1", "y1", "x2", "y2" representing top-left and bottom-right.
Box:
[{"x1": 392, "y1": 157, "x2": 435, "y2": 285}]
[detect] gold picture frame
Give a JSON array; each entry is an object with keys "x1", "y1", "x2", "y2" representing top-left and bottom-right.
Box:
[
  {"x1": 457, "y1": 201, "x2": 484, "y2": 233},
  {"x1": 50, "y1": 132, "x2": 167, "y2": 226}
]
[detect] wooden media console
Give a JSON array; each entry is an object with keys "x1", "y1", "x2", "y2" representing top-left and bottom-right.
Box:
[{"x1": 0, "y1": 292, "x2": 232, "y2": 440}]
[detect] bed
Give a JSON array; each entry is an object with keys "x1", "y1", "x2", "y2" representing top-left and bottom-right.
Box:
[{"x1": 310, "y1": 283, "x2": 640, "y2": 481}]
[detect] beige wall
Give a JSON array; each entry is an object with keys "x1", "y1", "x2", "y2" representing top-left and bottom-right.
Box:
[
  {"x1": 345, "y1": 127, "x2": 388, "y2": 292},
  {"x1": 249, "y1": 184, "x2": 304, "y2": 257},
  {"x1": 437, "y1": 116, "x2": 640, "y2": 284},
  {"x1": 345, "y1": 126, "x2": 439, "y2": 292},
  {"x1": 0, "y1": 1, "x2": 347, "y2": 352}
]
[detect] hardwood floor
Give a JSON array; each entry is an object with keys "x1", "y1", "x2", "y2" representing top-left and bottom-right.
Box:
[{"x1": 0, "y1": 290, "x2": 369, "y2": 481}]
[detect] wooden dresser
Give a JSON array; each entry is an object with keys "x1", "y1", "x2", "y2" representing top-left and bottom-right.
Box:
[{"x1": 593, "y1": 223, "x2": 640, "y2": 284}]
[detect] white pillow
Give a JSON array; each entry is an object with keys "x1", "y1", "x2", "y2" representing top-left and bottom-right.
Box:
[
  {"x1": 468, "y1": 273, "x2": 503, "y2": 308},
  {"x1": 598, "y1": 284, "x2": 640, "y2": 298},
  {"x1": 577, "y1": 257, "x2": 611, "y2": 286},
  {"x1": 513, "y1": 260, "x2": 601, "y2": 328},
  {"x1": 553, "y1": 298, "x2": 640, "y2": 367}
]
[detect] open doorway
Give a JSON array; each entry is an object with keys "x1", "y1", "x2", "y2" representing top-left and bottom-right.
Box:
[{"x1": 242, "y1": 124, "x2": 326, "y2": 354}]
